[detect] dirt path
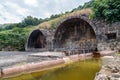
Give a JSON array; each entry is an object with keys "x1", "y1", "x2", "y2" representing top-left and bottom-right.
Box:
[{"x1": 0, "y1": 51, "x2": 65, "y2": 68}]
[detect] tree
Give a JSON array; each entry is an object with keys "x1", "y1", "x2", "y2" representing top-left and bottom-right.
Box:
[
  {"x1": 82, "y1": 0, "x2": 95, "y2": 8},
  {"x1": 20, "y1": 16, "x2": 42, "y2": 27},
  {"x1": 91, "y1": 0, "x2": 120, "y2": 23},
  {"x1": 0, "y1": 27, "x2": 31, "y2": 51},
  {"x1": 50, "y1": 14, "x2": 61, "y2": 19}
]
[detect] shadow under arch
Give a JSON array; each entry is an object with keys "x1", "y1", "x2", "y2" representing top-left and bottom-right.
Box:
[
  {"x1": 26, "y1": 29, "x2": 46, "y2": 49},
  {"x1": 53, "y1": 17, "x2": 97, "y2": 52}
]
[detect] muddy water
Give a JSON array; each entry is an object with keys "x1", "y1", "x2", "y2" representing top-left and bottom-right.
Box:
[{"x1": 1, "y1": 58, "x2": 101, "y2": 80}]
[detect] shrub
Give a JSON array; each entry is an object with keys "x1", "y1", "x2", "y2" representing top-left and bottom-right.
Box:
[
  {"x1": 0, "y1": 27, "x2": 34, "y2": 51},
  {"x1": 91, "y1": 0, "x2": 120, "y2": 23}
]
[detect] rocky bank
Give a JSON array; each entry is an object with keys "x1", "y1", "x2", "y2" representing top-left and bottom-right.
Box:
[{"x1": 94, "y1": 55, "x2": 120, "y2": 80}]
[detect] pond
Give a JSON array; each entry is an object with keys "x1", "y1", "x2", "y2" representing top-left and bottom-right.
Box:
[{"x1": 1, "y1": 58, "x2": 101, "y2": 80}]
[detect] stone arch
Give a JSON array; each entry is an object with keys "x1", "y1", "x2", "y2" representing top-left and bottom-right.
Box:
[
  {"x1": 53, "y1": 16, "x2": 97, "y2": 52},
  {"x1": 26, "y1": 29, "x2": 46, "y2": 50}
]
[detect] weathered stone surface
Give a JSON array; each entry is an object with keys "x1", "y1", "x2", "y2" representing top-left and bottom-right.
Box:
[
  {"x1": 94, "y1": 73, "x2": 108, "y2": 80},
  {"x1": 95, "y1": 56, "x2": 120, "y2": 80},
  {"x1": 26, "y1": 16, "x2": 120, "y2": 53},
  {"x1": 109, "y1": 73, "x2": 120, "y2": 80}
]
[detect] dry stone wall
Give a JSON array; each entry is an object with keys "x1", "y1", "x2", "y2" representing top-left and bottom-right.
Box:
[{"x1": 26, "y1": 16, "x2": 120, "y2": 52}]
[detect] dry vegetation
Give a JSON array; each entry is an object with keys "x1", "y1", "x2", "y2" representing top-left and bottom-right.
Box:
[{"x1": 38, "y1": 8, "x2": 92, "y2": 29}]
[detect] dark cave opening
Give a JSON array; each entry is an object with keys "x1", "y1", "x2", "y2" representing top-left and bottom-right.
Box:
[{"x1": 27, "y1": 29, "x2": 46, "y2": 49}]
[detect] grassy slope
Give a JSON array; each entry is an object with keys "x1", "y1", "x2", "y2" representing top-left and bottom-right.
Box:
[{"x1": 38, "y1": 8, "x2": 92, "y2": 29}]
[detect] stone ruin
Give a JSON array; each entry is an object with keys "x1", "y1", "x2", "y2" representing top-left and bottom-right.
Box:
[{"x1": 25, "y1": 15, "x2": 120, "y2": 54}]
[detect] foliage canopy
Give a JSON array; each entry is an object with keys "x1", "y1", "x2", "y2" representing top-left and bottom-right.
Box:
[
  {"x1": 0, "y1": 27, "x2": 35, "y2": 51},
  {"x1": 91, "y1": 0, "x2": 120, "y2": 23}
]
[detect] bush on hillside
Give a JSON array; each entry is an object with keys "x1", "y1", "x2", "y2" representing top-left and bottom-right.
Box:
[
  {"x1": 20, "y1": 16, "x2": 43, "y2": 27},
  {"x1": 0, "y1": 27, "x2": 33, "y2": 51},
  {"x1": 91, "y1": 0, "x2": 120, "y2": 23},
  {"x1": 83, "y1": 0, "x2": 95, "y2": 8}
]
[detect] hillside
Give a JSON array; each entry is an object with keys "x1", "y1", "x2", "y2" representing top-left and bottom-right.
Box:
[
  {"x1": 0, "y1": 26, "x2": 37, "y2": 51},
  {"x1": 38, "y1": 8, "x2": 92, "y2": 29},
  {"x1": 0, "y1": 8, "x2": 91, "y2": 51},
  {"x1": 0, "y1": 0, "x2": 119, "y2": 51}
]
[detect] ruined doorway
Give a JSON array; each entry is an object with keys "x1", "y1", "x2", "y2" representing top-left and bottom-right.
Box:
[
  {"x1": 27, "y1": 29, "x2": 46, "y2": 49},
  {"x1": 54, "y1": 18, "x2": 97, "y2": 53}
]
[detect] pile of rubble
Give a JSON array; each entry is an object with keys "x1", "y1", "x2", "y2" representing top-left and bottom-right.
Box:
[{"x1": 95, "y1": 56, "x2": 120, "y2": 80}]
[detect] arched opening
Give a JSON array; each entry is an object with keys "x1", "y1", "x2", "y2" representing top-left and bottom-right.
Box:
[
  {"x1": 54, "y1": 18, "x2": 97, "y2": 53},
  {"x1": 27, "y1": 29, "x2": 46, "y2": 49}
]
